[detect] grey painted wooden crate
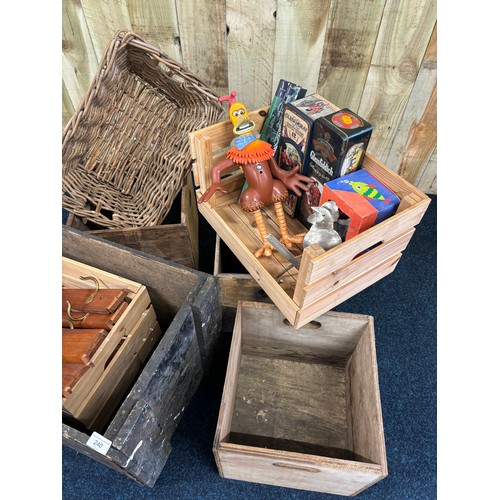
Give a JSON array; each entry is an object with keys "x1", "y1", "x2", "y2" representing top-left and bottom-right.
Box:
[{"x1": 62, "y1": 226, "x2": 221, "y2": 486}]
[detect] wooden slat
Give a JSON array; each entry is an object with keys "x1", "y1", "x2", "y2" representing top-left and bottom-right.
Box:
[
  {"x1": 62, "y1": 0, "x2": 99, "y2": 109},
  {"x1": 238, "y1": 302, "x2": 368, "y2": 363},
  {"x1": 62, "y1": 257, "x2": 142, "y2": 294},
  {"x1": 363, "y1": 153, "x2": 428, "y2": 202},
  {"x1": 62, "y1": 363, "x2": 90, "y2": 398},
  {"x1": 62, "y1": 82, "x2": 75, "y2": 130},
  {"x1": 217, "y1": 273, "x2": 267, "y2": 306},
  {"x1": 385, "y1": 23, "x2": 437, "y2": 181},
  {"x1": 176, "y1": 0, "x2": 228, "y2": 97},
  {"x1": 127, "y1": 0, "x2": 182, "y2": 62},
  {"x1": 82, "y1": 223, "x2": 195, "y2": 269},
  {"x1": 217, "y1": 444, "x2": 384, "y2": 496},
  {"x1": 346, "y1": 318, "x2": 387, "y2": 470},
  {"x1": 357, "y1": 0, "x2": 437, "y2": 164},
  {"x1": 317, "y1": 0, "x2": 386, "y2": 111},
  {"x1": 396, "y1": 192, "x2": 423, "y2": 213},
  {"x1": 299, "y1": 198, "x2": 428, "y2": 286},
  {"x1": 272, "y1": 0, "x2": 333, "y2": 94},
  {"x1": 181, "y1": 178, "x2": 200, "y2": 269},
  {"x1": 293, "y1": 244, "x2": 324, "y2": 305},
  {"x1": 295, "y1": 228, "x2": 415, "y2": 308},
  {"x1": 415, "y1": 146, "x2": 437, "y2": 195},
  {"x1": 80, "y1": 0, "x2": 132, "y2": 58},
  {"x1": 190, "y1": 134, "x2": 213, "y2": 192},
  {"x1": 226, "y1": 0, "x2": 276, "y2": 110},
  {"x1": 74, "y1": 305, "x2": 161, "y2": 429},
  {"x1": 214, "y1": 302, "x2": 243, "y2": 449},
  {"x1": 295, "y1": 253, "x2": 401, "y2": 328}
]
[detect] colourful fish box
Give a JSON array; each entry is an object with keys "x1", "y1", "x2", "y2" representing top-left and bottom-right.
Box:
[{"x1": 320, "y1": 169, "x2": 400, "y2": 240}]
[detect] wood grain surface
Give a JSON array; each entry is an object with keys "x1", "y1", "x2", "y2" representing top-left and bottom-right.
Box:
[{"x1": 62, "y1": 1, "x2": 437, "y2": 193}]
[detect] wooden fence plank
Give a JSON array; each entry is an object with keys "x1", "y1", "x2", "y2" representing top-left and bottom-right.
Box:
[
  {"x1": 272, "y1": 0, "x2": 333, "y2": 94},
  {"x1": 62, "y1": 82, "x2": 75, "y2": 130},
  {"x1": 317, "y1": 0, "x2": 386, "y2": 112},
  {"x1": 61, "y1": 1, "x2": 438, "y2": 194},
  {"x1": 80, "y1": 0, "x2": 132, "y2": 58},
  {"x1": 385, "y1": 23, "x2": 437, "y2": 183},
  {"x1": 415, "y1": 146, "x2": 437, "y2": 194},
  {"x1": 175, "y1": 0, "x2": 228, "y2": 97},
  {"x1": 62, "y1": 0, "x2": 99, "y2": 109},
  {"x1": 226, "y1": 0, "x2": 277, "y2": 109},
  {"x1": 127, "y1": 0, "x2": 182, "y2": 62},
  {"x1": 357, "y1": 0, "x2": 437, "y2": 165}
]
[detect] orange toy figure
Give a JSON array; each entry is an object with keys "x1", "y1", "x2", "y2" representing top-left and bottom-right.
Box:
[{"x1": 198, "y1": 91, "x2": 313, "y2": 258}]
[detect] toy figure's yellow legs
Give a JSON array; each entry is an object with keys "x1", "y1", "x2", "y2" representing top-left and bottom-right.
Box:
[
  {"x1": 274, "y1": 201, "x2": 305, "y2": 248},
  {"x1": 253, "y1": 210, "x2": 274, "y2": 258},
  {"x1": 253, "y1": 202, "x2": 306, "y2": 258}
]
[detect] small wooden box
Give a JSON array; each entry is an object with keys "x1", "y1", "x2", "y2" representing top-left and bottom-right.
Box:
[
  {"x1": 190, "y1": 107, "x2": 431, "y2": 328},
  {"x1": 62, "y1": 226, "x2": 221, "y2": 487},
  {"x1": 65, "y1": 181, "x2": 199, "y2": 269},
  {"x1": 62, "y1": 257, "x2": 160, "y2": 430},
  {"x1": 214, "y1": 301, "x2": 387, "y2": 497}
]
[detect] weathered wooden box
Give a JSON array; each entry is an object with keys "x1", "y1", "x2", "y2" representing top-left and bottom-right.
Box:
[
  {"x1": 62, "y1": 226, "x2": 221, "y2": 487},
  {"x1": 190, "y1": 108, "x2": 431, "y2": 328},
  {"x1": 214, "y1": 301, "x2": 387, "y2": 496},
  {"x1": 62, "y1": 257, "x2": 160, "y2": 431},
  {"x1": 65, "y1": 181, "x2": 200, "y2": 269}
]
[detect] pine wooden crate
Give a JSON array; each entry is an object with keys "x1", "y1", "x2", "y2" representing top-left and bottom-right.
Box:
[
  {"x1": 65, "y1": 180, "x2": 199, "y2": 269},
  {"x1": 190, "y1": 107, "x2": 431, "y2": 328},
  {"x1": 214, "y1": 301, "x2": 387, "y2": 497},
  {"x1": 62, "y1": 226, "x2": 221, "y2": 487},
  {"x1": 62, "y1": 257, "x2": 159, "y2": 430}
]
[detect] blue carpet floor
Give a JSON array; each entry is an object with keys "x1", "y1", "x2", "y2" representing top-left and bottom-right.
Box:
[{"x1": 62, "y1": 195, "x2": 436, "y2": 499}]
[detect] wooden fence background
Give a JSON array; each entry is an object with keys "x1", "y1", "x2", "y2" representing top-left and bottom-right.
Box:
[{"x1": 62, "y1": 0, "x2": 437, "y2": 194}]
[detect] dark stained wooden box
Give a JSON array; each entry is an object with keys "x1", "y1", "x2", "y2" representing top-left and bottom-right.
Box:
[
  {"x1": 62, "y1": 226, "x2": 221, "y2": 487},
  {"x1": 214, "y1": 301, "x2": 387, "y2": 497},
  {"x1": 65, "y1": 181, "x2": 200, "y2": 269}
]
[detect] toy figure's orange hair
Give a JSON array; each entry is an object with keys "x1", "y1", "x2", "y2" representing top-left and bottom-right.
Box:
[{"x1": 227, "y1": 140, "x2": 274, "y2": 165}]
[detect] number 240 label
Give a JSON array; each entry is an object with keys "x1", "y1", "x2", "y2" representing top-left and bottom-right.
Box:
[{"x1": 86, "y1": 432, "x2": 112, "y2": 455}]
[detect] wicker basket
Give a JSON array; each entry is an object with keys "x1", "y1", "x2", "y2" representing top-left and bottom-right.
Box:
[{"x1": 62, "y1": 30, "x2": 224, "y2": 228}]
